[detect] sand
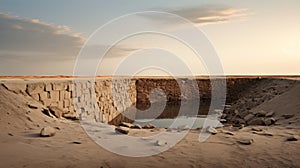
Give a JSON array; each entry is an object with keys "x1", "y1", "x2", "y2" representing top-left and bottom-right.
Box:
[{"x1": 0, "y1": 78, "x2": 300, "y2": 168}]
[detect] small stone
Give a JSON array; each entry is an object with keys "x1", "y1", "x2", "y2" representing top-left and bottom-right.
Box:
[
  {"x1": 252, "y1": 131, "x2": 273, "y2": 136},
  {"x1": 27, "y1": 104, "x2": 38, "y2": 109},
  {"x1": 131, "y1": 124, "x2": 142, "y2": 129},
  {"x1": 206, "y1": 126, "x2": 218, "y2": 135},
  {"x1": 244, "y1": 114, "x2": 255, "y2": 122},
  {"x1": 40, "y1": 126, "x2": 56, "y2": 137},
  {"x1": 265, "y1": 111, "x2": 275, "y2": 117},
  {"x1": 143, "y1": 123, "x2": 156, "y2": 129},
  {"x1": 155, "y1": 140, "x2": 167, "y2": 146},
  {"x1": 237, "y1": 138, "x2": 254, "y2": 145},
  {"x1": 63, "y1": 112, "x2": 78, "y2": 120},
  {"x1": 119, "y1": 122, "x2": 134, "y2": 128},
  {"x1": 222, "y1": 130, "x2": 235, "y2": 136},
  {"x1": 247, "y1": 118, "x2": 265, "y2": 125},
  {"x1": 264, "y1": 118, "x2": 276, "y2": 126},
  {"x1": 254, "y1": 110, "x2": 267, "y2": 117},
  {"x1": 72, "y1": 141, "x2": 82, "y2": 144},
  {"x1": 282, "y1": 114, "x2": 295, "y2": 119},
  {"x1": 8, "y1": 133, "x2": 13, "y2": 136},
  {"x1": 251, "y1": 127, "x2": 263, "y2": 132},
  {"x1": 286, "y1": 136, "x2": 298, "y2": 141},
  {"x1": 115, "y1": 126, "x2": 130, "y2": 134}
]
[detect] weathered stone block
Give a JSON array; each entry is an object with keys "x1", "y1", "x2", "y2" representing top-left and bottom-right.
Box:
[
  {"x1": 64, "y1": 91, "x2": 71, "y2": 99},
  {"x1": 39, "y1": 92, "x2": 48, "y2": 101},
  {"x1": 41, "y1": 99, "x2": 51, "y2": 106},
  {"x1": 45, "y1": 83, "x2": 52, "y2": 91},
  {"x1": 53, "y1": 83, "x2": 66, "y2": 91},
  {"x1": 31, "y1": 93, "x2": 39, "y2": 101},
  {"x1": 59, "y1": 91, "x2": 65, "y2": 100},
  {"x1": 27, "y1": 83, "x2": 44, "y2": 95},
  {"x1": 50, "y1": 91, "x2": 60, "y2": 102},
  {"x1": 63, "y1": 99, "x2": 70, "y2": 108}
]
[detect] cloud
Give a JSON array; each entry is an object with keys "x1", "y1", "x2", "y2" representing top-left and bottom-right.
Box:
[
  {"x1": 170, "y1": 6, "x2": 249, "y2": 26},
  {"x1": 138, "y1": 6, "x2": 250, "y2": 28},
  {"x1": 0, "y1": 13, "x2": 85, "y2": 62}
]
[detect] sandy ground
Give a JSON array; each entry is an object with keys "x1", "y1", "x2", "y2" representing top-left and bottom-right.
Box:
[{"x1": 0, "y1": 78, "x2": 300, "y2": 168}]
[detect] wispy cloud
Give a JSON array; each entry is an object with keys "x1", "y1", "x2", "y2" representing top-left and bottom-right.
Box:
[
  {"x1": 170, "y1": 6, "x2": 249, "y2": 26},
  {"x1": 0, "y1": 13, "x2": 85, "y2": 61}
]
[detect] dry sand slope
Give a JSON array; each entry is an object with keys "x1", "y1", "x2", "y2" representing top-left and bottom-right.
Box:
[{"x1": 0, "y1": 79, "x2": 300, "y2": 168}]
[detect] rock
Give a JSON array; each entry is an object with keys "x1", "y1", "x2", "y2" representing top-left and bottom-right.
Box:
[
  {"x1": 143, "y1": 123, "x2": 156, "y2": 129},
  {"x1": 244, "y1": 114, "x2": 255, "y2": 122},
  {"x1": 222, "y1": 130, "x2": 235, "y2": 136},
  {"x1": 265, "y1": 111, "x2": 275, "y2": 117},
  {"x1": 247, "y1": 118, "x2": 265, "y2": 125},
  {"x1": 48, "y1": 106, "x2": 63, "y2": 118},
  {"x1": 115, "y1": 126, "x2": 130, "y2": 134},
  {"x1": 72, "y1": 141, "x2": 82, "y2": 144},
  {"x1": 251, "y1": 127, "x2": 263, "y2": 132},
  {"x1": 254, "y1": 110, "x2": 267, "y2": 117},
  {"x1": 27, "y1": 103, "x2": 38, "y2": 109},
  {"x1": 286, "y1": 136, "x2": 298, "y2": 141},
  {"x1": 237, "y1": 138, "x2": 254, "y2": 145},
  {"x1": 63, "y1": 112, "x2": 78, "y2": 120},
  {"x1": 40, "y1": 126, "x2": 56, "y2": 137},
  {"x1": 282, "y1": 114, "x2": 294, "y2": 119},
  {"x1": 264, "y1": 118, "x2": 276, "y2": 126},
  {"x1": 206, "y1": 126, "x2": 218, "y2": 135},
  {"x1": 131, "y1": 124, "x2": 142, "y2": 129},
  {"x1": 177, "y1": 125, "x2": 190, "y2": 132},
  {"x1": 252, "y1": 131, "x2": 273, "y2": 136},
  {"x1": 155, "y1": 140, "x2": 167, "y2": 146},
  {"x1": 119, "y1": 122, "x2": 134, "y2": 128}
]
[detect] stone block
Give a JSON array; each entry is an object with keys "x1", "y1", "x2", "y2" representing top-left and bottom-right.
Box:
[
  {"x1": 39, "y1": 92, "x2": 48, "y2": 101},
  {"x1": 31, "y1": 93, "x2": 39, "y2": 101},
  {"x1": 63, "y1": 99, "x2": 70, "y2": 108},
  {"x1": 58, "y1": 101, "x2": 64, "y2": 109},
  {"x1": 59, "y1": 91, "x2": 65, "y2": 100},
  {"x1": 27, "y1": 83, "x2": 44, "y2": 95},
  {"x1": 64, "y1": 91, "x2": 71, "y2": 99},
  {"x1": 50, "y1": 91, "x2": 60, "y2": 102},
  {"x1": 45, "y1": 83, "x2": 52, "y2": 91},
  {"x1": 53, "y1": 83, "x2": 66, "y2": 91}
]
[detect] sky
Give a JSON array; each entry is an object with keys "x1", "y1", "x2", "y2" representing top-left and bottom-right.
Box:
[{"x1": 0, "y1": 0, "x2": 300, "y2": 76}]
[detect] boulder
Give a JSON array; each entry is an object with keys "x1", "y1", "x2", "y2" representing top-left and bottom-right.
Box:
[
  {"x1": 131, "y1": 124, "x2": 142, "y2": 129},
  {"x1": 143, "y1": 123, "x2": 156, "y2": 129},
  {"x1": 40, "y1": 126, "x2": 56, "y2": 137},
  {"x1": 115, "y1": 126, "x2": 130, "y2": 134},
  {"x1": 253, "y1": 110, "x2": 267, "y2": 117},
  {"x1": 265, "y1": 111, "x2": 275, "y2": 117},
  {"x1": 206, "y1": 126, "x2": 218, "y2": 135},
  {"x1": 247, "y1": 118, "x2": 265, "y2": 125},
  {"x1": 282, "y1": 114, "x2": 294, "y2": 119},
  {"x1": 264, "y1": 118, "x2": 276, "y2": 126},
  {"x1": 237, "y1": 138, "x2": 254, "y2": 145},
  {"x1": 155, "y1": 140, "x2": 167, "y2": 146},
  {"x1": 252, "y1": 131, "x2": 273, "y2": 136},
  {"x1": 244, "y1": 114, "x2": 255, "y2": 122},
  {"x1": 48, "y1": 106, "x2": 63, "y2": 118},
  {"x1": 119, "y1": 122, "x2": 134, "y2": 128},
  {"x1": 286, "y1": 135, "x2": 298, "y2": 141}
]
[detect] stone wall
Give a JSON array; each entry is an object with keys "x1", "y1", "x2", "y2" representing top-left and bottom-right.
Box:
[{"x1": 1, "y1": 77, "x2": 261, "y2": 124}]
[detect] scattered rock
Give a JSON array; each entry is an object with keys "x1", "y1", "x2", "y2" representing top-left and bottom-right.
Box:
[
  {"x1": 63, "y1": 112, "x2": 78, "y2": 120},
  {"x1": 119, "y1": 122, "x2": 134, "y2": 128},
  {"x1": 48, "y1": 106, "x2": 63, "y2": 118},
  {"x1": 264, "y1": 118, "x2": 276, "y2": 126},
  {"x1": 155, "y1": 140, "x2": 167, "y2": 146},
  {"x1": 244, "y1": 114, "x2": 255, "y2": 122},
  {"x1": 247, "y1": 118, "x2": 265, "y2": 125},
  {"x1": 254, "y1": 110, "x2": 267, "y2": 117},
  {"x1": 143, "y1": 123, "x2": 156, "y2": 129},
  {"x1": 222, "y1": 130, "x2": 235, "y2": 136},
  {"x1": 282, "y1": 114, "x2": 295, "y2": 119},
  {"x1": 252, "y1": 131, "x2": 273, "y2": 136},
  {"x1": 237, "y1": 138, "x2": 254, "y2": 145},
  {"x1": 72, "y1": 141, "x2": 82, "y2": 144},
  {"x1": 206, "y1": 126, "x2": 218, "y2": 135},
  {"x1": 286, "y1": 136, "x2": 298, "y2": 141},
  {"x1": 8, "y1": 133, "x2": 13, "y2": 136},
  {"x1": 40, "y1": 126, "x2": 56, "y2": 137},
  {"x1": 27, "y1": 103, "x2": 38, "y2": 109},
  {"x1": 251, "y1": 127, "x2": 263, "y2": 132},
  {"x1": 131, "y1": 124, "x2": 142, "y2": 129},
  {"x1": 265, "y1": 111, "x2": 275, "y2": 117},
  {"x1": 115, "y1": 126, "x2": 130, "y2": 134}
]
